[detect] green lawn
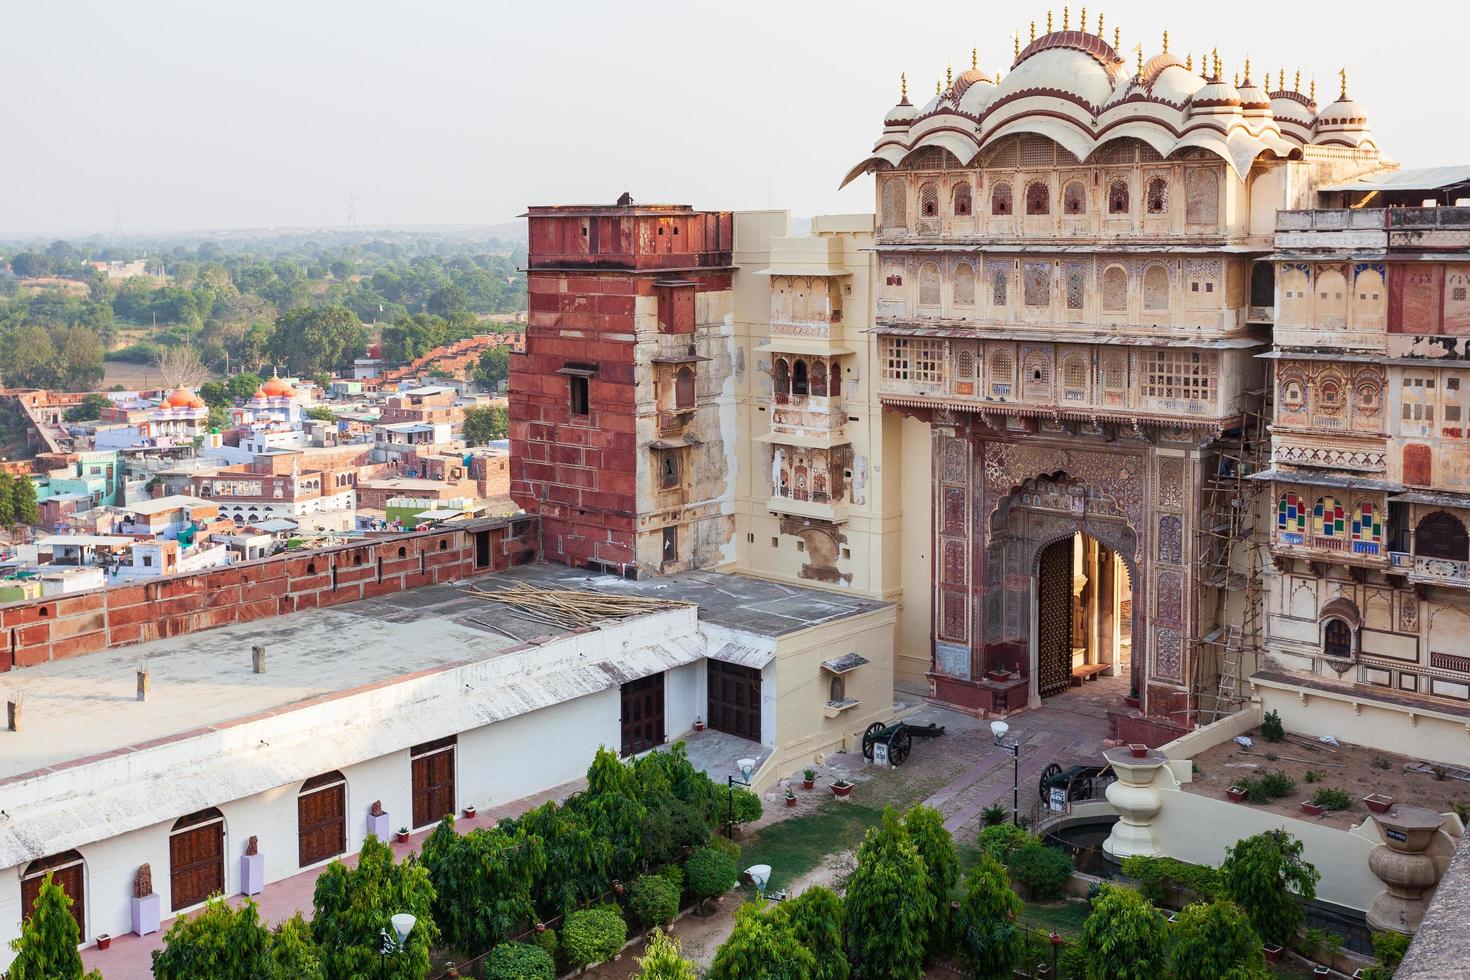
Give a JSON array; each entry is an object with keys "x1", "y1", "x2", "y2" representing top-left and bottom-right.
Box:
[
  {"x1": 1018, "y1": 900, "x2": 1090, "y2": 939},
  {"x1": 738, "y1": 799, "x2": 885, "y2": 891}
]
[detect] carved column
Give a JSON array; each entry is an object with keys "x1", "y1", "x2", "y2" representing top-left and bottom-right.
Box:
[
  {"x1": 1367, "y1": 804, "x2": 1454, "y2": 934},
  {"x1": 1102, "y1": 745, "x2": 1168, "y2": 860}
]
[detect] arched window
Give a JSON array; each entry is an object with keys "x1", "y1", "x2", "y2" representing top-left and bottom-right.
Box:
[
  {"x1": 1025, "y1": 180, "x2": 1050, "y2": 215},
  {"x1": 956, "y1": 346, "x2": 975, "y2": 380},
  {"x1": 829, "y1": 675, "x2": 846, "y2": 702},
  {"x1": 1313, "y1": 496, "x2": 1346, "y2": 538},
  {"x1": 1023, "y1": 263, "x2": 1050, "y2": 308},
  {"x1": 793, "y1": 359, "x2": 809, "y2": 397},
  {"x1": 1062, "y1": 181, "x2": 1087, "y2": 215},
  {"x1": 882, "y1": 178, "x2": 906, "y2": 228},
  {"x1": 1185, "y1": 168, "x2": 1219, "y2": 225},
  {"x1": 1108, "y1": 179, "x2": 1130, "y2": 214},
  {"x1": 1277, "y1": 492, "x2": 1306, "y2": 535},
  {"x1": 674, "y1": 366, "x2": 695, "y2": 410},
  {"x1": 953, "y1": 183, "x2": 973, "y2": 217},
  {"x1": 1101, "y1": 352, "x2": 1127, "y2": 391},
  {"x1": 919, "y1": 182, "x2": 939, "y2": 218},
  {"x1": 991, "y1": 267, "x2": 1009, "y2": 307},
  {"x1": 1064, "y1": 265, "x2": 1085, "y2": 310},
  {"x1": 1250, "y1": 262, "x2": 1275, "y2": 307},
  {"x1": 1317, "y1": 268, "x2": 1348, "y2": 327},
  {"x1": 953, "y1": 263, "x2": 976, "y2": 306},
  {"x1": 1323, "y1": 619, "x2": 1353, "y2": 660},
  {"x1": 1102, "y1": 266, "x2": 1128, "y2": 312},
  {"x1": 23, "y1": 851, "x2": 86, "y2": 938},
  {"x1": 1417, "y1": 511, "x2": 1470, "y2": 561},
  {"x1": 918, "y1": 262, "x2": 942, "y2": 306},
  {"x1": 810, "y1": 360, "x2": 827, "y2": 397},
  {"x1": 1352, "y1": 501, "x2": 1382, "y2": 552},
  {"x1": 299, "y1": 771, "x2": 347, "y2": 867},
  {"x1": 170, "y1": 807, "x2": 225, "y2": 912},
  {"x1": 991, "y1": 182, "x2": 1013, "y2": 216},
  {"x1": 989, "y1": 350, "x2": 1014, "y2": 396},
  {"x1": 1146, "y1": 176, "x2": 1169, "y2": 214},
  {"x1": 830, "y1": 366, "x2": 841, "y2": 398},
  {"x1": 1143, "y1": 265, "x2": 1170, "y2": 311},
  {"x1": 1280, "y1": 372, "x2": 1306, "y2": 412},
  {"x1": 773, "y1": 357, "x2": 790, "y2": 398}
]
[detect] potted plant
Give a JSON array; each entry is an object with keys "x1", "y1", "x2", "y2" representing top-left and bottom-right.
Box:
[
  {"x1": 1124, "y1": 686, "x2": 1140, "y2": 710},
  {"x1": 1263, "y1": 943, "x2": 1284, "y2": 963},
  {"x1": 612, "y1": 879, "x2": 625, "y2": 895},
  {"x1": 462, "y1": 805, "x2": 476, "y2": 819},
  {"x1": 1312, "y1": 966, "x2": 1330, "y2": 978},
  {"x1": 96, "y1": 933, "x2": 112, "y2": 951},
  {"x1": 988, "y1": 666, "x2": 1013, "y2": 682},
  {"x1": 395, "y1": 826, "x2": 410, "y2": 844},
  {"x1": 535, "y1": 921, "x2": 547, "y2": 933},
  {"x1": 785, "y1": 787, "x2": 798, "y2": 808},
  {"x1": 802, "y1": 768, "x2": 816, "y2": 790},
  {"x1": 1128, "y1": 743, "x2": 1149, "y2": 759},
  {"x1": 831, "y1": 778, "x2": 854, "y2": 798},
  {"x1": 693, "y1": 716, "x2": 705, "y2": 733},
  {"x1": 1301, "y1": 799, "x2": 1324, "y2": 817},
  {"x1": 1227, "y1": 785, "x2": 1249, "y2": 802},
  {"x1": 1363, "y1": 793, "x2": 1394, "y2": 814}
]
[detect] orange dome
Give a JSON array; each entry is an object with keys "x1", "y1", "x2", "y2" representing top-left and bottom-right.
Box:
[
  {"x1": 166, "y1": 388, "x2": 196, "y2": 408},
  {"x1": 252, "y1": 387, "x2": 267, "y2": 399},
  {"x1": 188, "y1": 393, "x2": 207, "y2": 409},
  {"x1": 261, "y1": 377, "x2": 296, "y2": 398}
]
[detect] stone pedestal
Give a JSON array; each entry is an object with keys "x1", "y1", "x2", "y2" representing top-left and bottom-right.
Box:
[
  {"x1": 131, "y1": 893, "x2": 161, "y2": 936},
  {"x1": 241, "y1": 852, "x2": 264, "y2": 896},
  {"x1": 1101, "y1": 746, "x2": 1167, "y2": 860},
  {"x1": 1367, "y1": 804, "x2": 1449, "y2": 934},
  {"x1": 367, "y1": 811, "x2": 391, "y2": 841}
]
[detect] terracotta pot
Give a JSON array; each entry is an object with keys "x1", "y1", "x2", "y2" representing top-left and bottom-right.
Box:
[
  {"x1": 535, "y1": 921, "x2": 547, "y2": 933},
  {"x1": 1128, "y1": 743, "x2": 1149, "y2": 758},
  {"x1": 1301, "y1": 800, "x2": 1324, "y2": 816},
  {"x1": 831, "y1": 783, "x2": 853, "y2": 798},
  {"x1": 1364, "y1": 793, "x2": 1395, "y2": 814},
  {"x1": 802, "y1": 779, "x2": 815, "y2": 790},
  {"x1": 395, "y1": 831, "x2": 410, "y2": 843},
  {"x1": 988, "y1": 669, "x2": 1012, "y2": 682},
  {"x1": 1263, "y1": 944, "x2": 1284, "y2": 963},
  {"x1": 786, "y1": 795, "x2": 797, "y2": 808},
  {"x1": 462, "y1": 806, "x2": 476, "y2": 819},
  {"x1": 1123, "y1": 696, "x2": 1141, "y2": 709},
  {"x1": 693, "y1": 721, "x2": 705, "y2": 732},
  {"x1": 1226, "y1": 786, "x2": 1248, "y2": 802},
  {"x1": 96, "y1": 934, "x2": 112, "y2": 951}
]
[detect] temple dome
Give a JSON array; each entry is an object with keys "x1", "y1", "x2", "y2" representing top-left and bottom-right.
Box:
[{"x1": 261, "y1": 377, "x2": 296, "y2": 398}]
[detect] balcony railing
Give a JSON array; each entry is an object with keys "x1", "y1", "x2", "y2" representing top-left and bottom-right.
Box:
[
  {"x1": 1412, "y1": 555, "x2": 1470, "y2": 584},
  {"x1": 773, "y1": 488, "x2": 831, "y2": 504}
]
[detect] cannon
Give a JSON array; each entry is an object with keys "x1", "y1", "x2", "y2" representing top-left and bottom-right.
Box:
[
  {"x1": 861, "y1": 720, "x2": 945, "y2": 766},
  {"x1": 1038, "y1": 761, "x2": 1116, "y2": 806}
]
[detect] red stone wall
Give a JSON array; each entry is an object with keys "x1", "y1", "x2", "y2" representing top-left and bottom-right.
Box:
[{"x1": 0, "y1": 517, "x2": 537, "y2": 671}]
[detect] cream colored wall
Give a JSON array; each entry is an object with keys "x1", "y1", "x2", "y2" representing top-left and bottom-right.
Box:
[{"x1": 895, "y1": 413, "x2": 932, "y2": 689}]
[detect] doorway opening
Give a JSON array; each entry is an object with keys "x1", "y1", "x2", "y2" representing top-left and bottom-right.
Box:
[{"x1": 1036, "y1": 532, "x2": 1132, "y2": 697}]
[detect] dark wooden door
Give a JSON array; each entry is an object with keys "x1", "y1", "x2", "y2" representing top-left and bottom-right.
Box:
[
  {"x1": 298, "y1": 779, "x2": 347, "y2": 867},
  {"x1": 707, "y1": 660, "x2": 761, "y2": 741},
  {"x1": 620, "y1": 673, "x2": 666, "y2": 756},
  {"x1": 411, "y1": 738, "x2": 456, "y2": 828},
  {"x1": 1037, "y1": 536, "x2": 1074, "y2": 697},
  {"x1": 170, "y1": 819, "x2": 224, "y2": 911},
  {"x1": 22, "y1": 852, "x2": 85, "y2": 938}
]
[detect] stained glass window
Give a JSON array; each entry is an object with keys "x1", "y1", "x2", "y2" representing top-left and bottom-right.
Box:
[
  {"x1": 1277, "y1": 492, "x2": 1306, "y2": 534},
  {"x1": 1352, "y1": 501, "x2": 1382, "y2": 554},
  {"x1": 1313, "y1": 496, "x2": 1346, "y2": 537}
]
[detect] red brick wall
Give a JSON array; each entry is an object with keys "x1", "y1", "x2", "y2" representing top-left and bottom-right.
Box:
[{"x1": 0, "y1": 517, "x2": 538, "y2": 671}]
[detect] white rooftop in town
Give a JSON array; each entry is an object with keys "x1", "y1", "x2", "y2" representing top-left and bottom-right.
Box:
[{"x1": 118, "y1": 494, "x2": 212, "y2": 515}]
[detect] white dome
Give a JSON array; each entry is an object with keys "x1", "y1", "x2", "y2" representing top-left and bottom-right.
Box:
[
  {"x1": 1270, "y1": 93, "x2": 1314, "y2": 127},
  {"x1": 957, "y1": 76, "x2": 999, "y2": 115},
  {"x1": 993, "y1": 46, "x2": 1117, "y2": 109},
  {"x1": 1149, "y1": 63, "x2": 1207, "y2": 106},
  {"x1": 884, "y1": 100, "x2": 917, "y2": 126}
]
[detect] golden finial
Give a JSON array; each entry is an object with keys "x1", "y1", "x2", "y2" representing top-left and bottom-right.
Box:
[
  {"x1": 1309, "y1": 78, "x2": 1316, "y2": 102},
  {"x1": 1030, "y1": 20, "x2": 1036, "y2": 42},
  {"x1": 1212, "y1": 48, "x2": 1221, "y2": 80},
  {"x1": 1244, "y1": 55, "x2": 1251, "y2": 82},
  {"x1": 1113, "y1": 26, "x2": 1120, "y2": 49},
  {"x1": 1015, "y1": 33, "x2": 1021, "y2": 59},
  {"x1": 901, "y1": 72, "x2": 908, "y2": 102},
  {"x1": 1163, "y1": 29, "x2": 1169, "y2": 53},
  {"x1": 1294, "y1": 69, "x2": 1301, "y2": 91},
  {"x1": 1185, "y1": 52, "x2": 1193, "y2": 73},
  {"x1": 946, "y1": 63, "x2": 953, "y2": 90},
  {"x1": 1233, "y1": 72, "x2": 1239, "y2": 88},
  {"x1": 1279, "y1": 68, "x2": 1285, "y2": 91},
  {"x1": 1096, "y1": 11, "x2": 1104, "y2": 37},
  {"x1": 972, "y1": 47, "x2": 978, "y2": 71},
  {"x1": 1047, "y1": 10, "x2": 1053, "y2": 33},
  {"x1": 1062, "y1": 7, "x2": 1069, "y2": 31},
  {"x1": 1138, "y1": 47, "x2": 1144, "y2": 77},
  {"x1": 1081, "y1": 7, "x2": 1087, "y2": 32},
  {"x1": 1340, "y1": 67, "x2": 1348, "y2": 99},
  {"x1": 936, "y1": 79, "x2": 942, "y2": 96}
]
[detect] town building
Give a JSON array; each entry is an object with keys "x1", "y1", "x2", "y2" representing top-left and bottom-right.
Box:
[
  {"x1": 94, "y1": 389, "x2": 211, "y2": 451},
  {"x1": 191, "y1": 453, "x2": 356, "y2": 527}
]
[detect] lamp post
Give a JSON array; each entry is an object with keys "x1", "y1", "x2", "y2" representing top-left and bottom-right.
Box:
[
  {"x1": 378, "y1": 912, "x2": 417, "y2": 975},
  {"x1": 991, "y1": 720, "x2": 1020, "y2": 826},
  {"x1": 1050, "y1": 930, "x2": 1062, "y2": 975}
]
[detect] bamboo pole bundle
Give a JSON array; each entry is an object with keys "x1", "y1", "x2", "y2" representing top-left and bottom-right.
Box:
[{"x1": 459, "y1": 582, "x2": 691, "y2": 629}]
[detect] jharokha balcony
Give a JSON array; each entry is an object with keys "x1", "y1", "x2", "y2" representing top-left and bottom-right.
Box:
[
  {"x1": 1273, "y1": 495, "x2": 1470, "y2": 587},
  {"x1": 767, "y1": 485, "x2": 849, "y2": 524}
]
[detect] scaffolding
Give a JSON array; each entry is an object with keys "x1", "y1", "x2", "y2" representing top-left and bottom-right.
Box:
[{"x1": 1191, "y1": 387, "x2": 1271, "y2": 725}]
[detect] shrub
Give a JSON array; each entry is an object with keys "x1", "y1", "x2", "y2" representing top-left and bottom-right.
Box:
[
  {"x1": 1219, "y1": 829, "x2": 1320, "y2": 947},
  {"x1": 1241, "y1": 770, "x2": 1295, "y2": 803},
  {"x1": 1371, "y1": 754, "x2": 1392, "y2": 770},
  {"x1": 1361, "y1": 930, "x2": 1410, "y2": 980},
  {"x1": 706, "y1": 834, "x2": 741, "y2": 862},
  {"x1": 1167, "y1": 898, "x2": 1266, "y2": 980},
  {"x1": 775, "y1": 886, "x2": 848, "y2": 980},
  {"x1": 903, "y1": 804, "x2": 959, "y2": 952},
  {"x1": 1259, "y1": 709, "x2": 1285, "y2": 742},
  {"x1": 421, "y1": 817, "x2": 542, "y2": 955},
  {"x1": 977, "y1": 823, "x2": 1035, "y2": 863},
  {"x1": 561, "y1": 906, "x2": 628, "y2": 969},
  {"x1": 630, "y1": 874, "x2": 681, "y2": 928},
  {"x1": 531, "y1": 926, "x2": 558, "y2": 966},
  {"x1": 982, "y1": 802, "x2": 1007, "y2": 826},
  {"x1": 709, "y1": 902, "x2": 816, "y2": 980},
  {"x1": 634, "y1": 929, "x2": 699, "y2": 980},
  {"x1": 1006, "y1": 841, "x2": 1073, "y2": 900},
  {"x1": 954, "y1": 854, "x2": 1022, "y2": 980},
  {"x1": 655, "y1": 862, "x2": 684, "y2": 892},
  {"x1": 1311, "y1": 787, "x2": 1353, "y2": 811},
  {"x1": 1119, "y1": 855, "x2": 1220, "y2": 908},
  {"x1": 1304, "y1": 769, "x2": 1321, "y2": 784},
  {"x1": 685, "y1": 846, "x2": 739, "y2": 901},
  {"x1": 484, "y1": 942, "x2": 556, "y2": 980},
  {"x1": 9, "y1": 872, "x2": 101, "y2": 980},
  {"x1": 709, "y1": 783, "x2": 763, "y2": 826},
  {"x1": 844, "y1": 808, "x2": 932, "y2": 980},
  {"x1": 1077, "y1": 884, "x2": 1168, "y2": 980}
]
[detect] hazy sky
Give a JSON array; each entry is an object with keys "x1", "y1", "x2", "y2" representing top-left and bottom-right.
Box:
[{"x1": 2, "y1": 0, "x2": 1464, "y2": 237}]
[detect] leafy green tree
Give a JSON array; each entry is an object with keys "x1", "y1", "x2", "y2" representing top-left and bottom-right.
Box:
[
  {"x1": 306, "y1": 405, "x2": 337, "y2": 422},
  {"x1": 635, "y1": 929, "x2": 699, "y2": 980},
  {"x1": 1218, "y1": 829, "x2": 1320, "y2": 947},
  {"x1": 1167, "y1": 898, "x2": 1268, "y2": 980},
  {"x1": 844, "y1": 807, "x2": 932, "y2": 980},
  {"x1": 310, "y1": 835, "x2": 439, "y2": 980},
  {"x1": 774, "y1": 886, "x2": 848, "y2": 980},
  {"x1": 54, "y1": 325, "x2": 104, "y2": 389},
  {"x1": 198, "y1": 380, "x2": 231, "y2": 408},
  {"x1": 0, "y1": 325, "x2": 58, "y2": 387},
  {"x1": 269, "y1": 913, "x2": 325, "y2": 980},
  {"x1": 428, "y1": 283, "x2": 469, "y2": 317},
  {"x1": 9, "y1": 253, "x2": 55, "y2": 278},
  {"x1": 685, "y1": 846, "x2": 739, "y2": 903},
  {"x1": 476, "y1": 345, "x2": 512, "y2": 390},
  {"x1": 507, "y1": 799, "x2": 613, "y2": 920},
  {"x1": 0, "y1": 473, "x2": 15, "y2": 527},
  {"x1": 64, "y1": 393, "x2": 112, "y2": 422},
  {"x1": 1362, "y1": 930, "x2": 1410, "y2": 980},
  {"x1": 271, "y1": 305, "x2": 363, "y2": 375},
  {"x1": 420, "y1": 816, "x2": 542, "y2": 956},
  {"x1": 6, "y1": 873, "x2": 101, "y2": 980},
  {"x1": 562, "y1": 905, "x2": 627, "y2": 970},
  {"x1": 708, "y1": 902, "x2": 816, "y2": 980},
  {"x1": 1006, "y1": 841, "x2": 1074, "y2": 900},
  {"x1": 484, "y1": 941, "x2": 555, "y2": 980},
  {"x1": 11, "y1": 476, "x2": 39, "y2": 527},
  {"x1": 227, "y1": 371, "x2": 266, "y2": 401},
  {"x1": 903, "y1": 803, "x2": 959, "y2": 955},
  {"x1": 569, "y1": 747, "x2": 648, "y2": 882},
  {"x1": 381, "y1": 313, "x2": 448, "y2": 365},
  {"x1": 954, "y1": 854, "x2": 1023, "y2": 980},
  {"x1": 152, "y1": 896, "x2": 277, "y2": 980},
  {"x1": 1076, "y1": 884, "x2": 1168, "y2": 980},
  {"x1": 629, "y1": 873, "x2": 681, "y2": 928}
]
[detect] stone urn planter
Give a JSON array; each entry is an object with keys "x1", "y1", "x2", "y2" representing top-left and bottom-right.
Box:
[
  {"x1": 831, "y1": 780, "x2": 853, "y2": 798},
  {"x1": 1366, "y1": 803, "x2": 1450, "y2": 933}
]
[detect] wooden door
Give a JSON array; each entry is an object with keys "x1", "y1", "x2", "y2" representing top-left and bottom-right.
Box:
[
  {"x1": 620, "y1": 673, "x2": 666, "y2": 756},
  {"x1": 411, "y1": 737, "x2": 456, "y2": 828},
  {"x1": 170, "y1": 814, "x2": 224, "y2": 911},
  {"x1": 707, "y1": 661, "x2": 762, "y2": 742},
  {"x1": 1037, "y1": 536, "x2": 1074, "y2": 697},
  {"x1": 298, "y1": 774, "x2": 347, "y2": 867},
  {"x1": 22, "y1": 851, "x2": 85, "y2": 939}
]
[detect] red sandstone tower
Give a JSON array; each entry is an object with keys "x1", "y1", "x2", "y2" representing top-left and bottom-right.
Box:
[{"x1": 510, "y1": 197, "x2": 735, "y2": 578}]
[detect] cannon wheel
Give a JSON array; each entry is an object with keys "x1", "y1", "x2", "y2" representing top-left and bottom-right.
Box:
[
  {"x1": 862, "y1": 722, "x2": 884, "y2": 760},
  {"x1": 1039, "y1": 762, "x2": 1063, "y2": 803},
  {"x1": 890, "y1": 730, "x2": 912, "y2": 766}
]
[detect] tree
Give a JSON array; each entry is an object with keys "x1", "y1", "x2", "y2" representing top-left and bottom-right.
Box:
[
  {"x1": 427, "y1": 283, "x2": 469, "y2": 317},
  {"x1": 272, "y1": 305, "x2": 364, "y2": 376},
  {"x1": 475, "y1": 345, "x2": 512, "y2": 390},
  {"x1": 774, "y1": 886, "x2": 848, "y2": 980},
  {"x1": 1167, "y1": 898, "x2": 1268, "y2": 980},
  {"x1": 629, "y1": 873, "x2": 681, "y2": 928},
  {"x1": 1218, "y1": 829, "x2": 1320, "y2": 947},
  {"x1": 1076, "y1": 884, "x2": 1168, "y2": 980},
  {"x1": 53, "y1": 326, "x2": 104, "y2": 390},
  {"x1": 568, "y1": 747, "x2": 648, "y2": 883},
  {"x1": 635, "y1": 929, "x2": 699, "y2": 980},
  {"x1": 381, "y1": 313, "x2": 447, "y2": 365},
  {"x1": 152, "y1": 896, "x2": 277, "y2": 980},
  {"x1": 64, "y1": 393, "x2": 112, "y2": 422},
  {"x1": 198, "y1": 380, "x2": 232, "y2": 408},
  {"x1": 0, "y1": 325, "x2": 58, "y2": 387},
  {"x1": 269, "y1": 913, "x2": 325, "y2": 980},
  {"x1": 0, "y1": 473, "x2": 15, "y2": 527},
  {"x1": 685, "y1": 846, "x2": 738, "y2": 903},
  {"x1": 903, "y1": 803, "x2": 959, "y2": 955},
  {"x1": 12, "y1": 476, "x2": 39, "y2": 527},
  {"x1": 954, "y1": 854, "x2": 1023, "y2": 980},
  {"x1": 310, "y1": 835, "x2": 439, "y2": 980},
  {"x1": 708, "y1": 902, "x2": 816, "y2": 980},
  {"x1": 9, "y1": 252, "x2": 55, "y2": 278},
  {"x1": 844, "y1": 807, "x2": 932, "y2": 980},
  {"x1": 507, "y1": 799, "x2": 613, "y2": 920},
  {"x1": 305, "y1": 405, "x2": 337, "y2": 422},
  {"x1": 156, "y1": 344, "x2": 209, "y2": 388},
  {"x1": 6, "y1": 872, "x2": 101, "y2": 980},
  {"x1": 420, "y1": 817, "x2": 542, "y2": 956},
  {"x1": 227, "y1": 371, "x2": 266, "y2": 401}
]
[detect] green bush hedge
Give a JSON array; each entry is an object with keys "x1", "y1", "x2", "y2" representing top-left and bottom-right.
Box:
[
  {"x1": 976, "y1": 823, "x2": 1035, "y2": 863},
  {"x1": 1005, "y1": 841, "x2": 1073, "y2": 900},
  {"x1": 1119, "y1": 855, "x2": 1220, "y2": 907},
  {"x1": 484, "y1": 941, "x2": 555, "y2": 980},
  {"x1": 685, "y1": 847, "x2": 739, "y2": 900},
  {"x1": 561, "y1": 906, "x2": 627, "y2": 969},
  {"x1": 629, "y1": 874, "x2": 681, "y2": 927}
]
